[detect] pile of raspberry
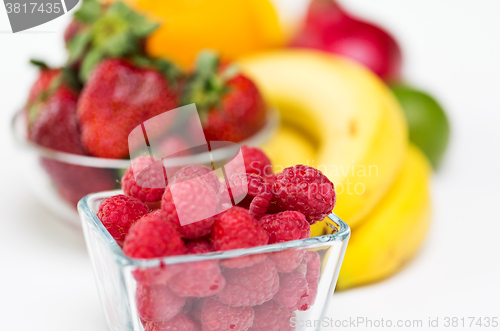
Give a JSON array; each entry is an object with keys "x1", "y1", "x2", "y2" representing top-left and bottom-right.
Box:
[{"x1": 97, "y1": 146, "x2": 336, "y2": 331}]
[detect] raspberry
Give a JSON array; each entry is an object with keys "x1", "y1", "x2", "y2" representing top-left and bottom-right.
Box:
[
  {"x1": 133, "y1": 262, "x2": 182, "y2": 286},
  {"x1": 258, "y1": 211, "x2": 310, "y2": 244},
  {"x1": 168, "y1": 215, "x2": 216, "y2": 240},
  {"x1": 273, "y1": 262, "x2": 309, "y2": 311},
  {"x1": 136, "y1": 283, "x2": 186, "y2": 322},
  {"x1": 123, "y1": 211, "x2": 185, "y2": 285},
  {"x1": 218, "y1": 174, "x2": 272, "y2": 219},
  {"x1": 211, "y1": 207, "x2": 269, "y2": 268},
  {"x1": 200, "y1": 298, "x2": 254, "y2": 331},
  {"x1": 248, "y1": 300, "x2": 295, "y2": 331},
  {"x1": 274, "y1": 251, "x2": 320, "y2": 311},
  {"x1": 97, "y1": 194, "x2": 149, "y2": 246},
  {"x1": 144, "y1": 313, "x2": 200, "y2": 331},
  {"x1": 122, "y1": 156, "x2": 168, "y2": 204},
  {"x1": 269, "y1": 249, "x2": 306, "y2": 273},
  {"x1": 304, "y1": 251, "x2": 320, "y2": 307},
  {"x1": 123, "y1": 211, "x2": 185, "y2": 259},
  {"x1": 172, "y1": 165, "x2": 220, "y2": 193},
  {"x1": 185, "y1": 238, "x2": 213, "y2": 254},
  {"x1": 168, "y1": 236, "x2": 223, "y2": 297},
  {"x1": 158, "y1": 135, "x2": 191, "y2": 158},
  {"x1": 217, "y1": 258, "x2": 279, "y2": 307},
  {"x1": 168, "y1": 260, "x2": 226, "y2": 297},
  {"x1": 225, "y1": 146, "x2": 274, "y2": 183},
  {"x1": 162, "y1": 177, "x2": 219, "y2": 239},
  {"x1": 266, "y1": 174, "x2": 276, "y2": 185},
  {"x1": 266, "y1": 200, "x2": 285, "y2": 215},
  {"x1": 272, "y1": 165, "x2": 336, "y2": 224},
  {"x1": 211, "y1": 207, "x2": 268, "y2": 252}
]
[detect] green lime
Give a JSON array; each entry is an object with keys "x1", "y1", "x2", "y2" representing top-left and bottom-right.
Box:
[{"x1": 391, "y1": 84, "x2": 450, "y2": 169}]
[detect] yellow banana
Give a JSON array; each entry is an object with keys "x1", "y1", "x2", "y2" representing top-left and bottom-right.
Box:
[
  {"x1": 239, "y1": 50, "x2": 408, "y2": 227},
  {"x1": 336, "y1": 144, "x2": 432, "y2": 290},
  {"x1": 260, "y1": 124, "x2": 316, "y2": 172}
]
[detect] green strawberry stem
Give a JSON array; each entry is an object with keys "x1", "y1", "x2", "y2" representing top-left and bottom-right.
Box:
[
  {"x1": 29, "y1": 59, "x2": 50, "y2": 70},
  {"x1": 181, "y1": 51, "x2": 240, "y2": 121},
  {"x1": 67, "y1": 0, "x2": 160, "y2": 82},
  {"x1": 132, "y1": 55, "x2": 182, "y2": 87}
]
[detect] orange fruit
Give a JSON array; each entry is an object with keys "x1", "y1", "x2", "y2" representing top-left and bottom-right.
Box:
[{"x1": 124, "y1": 0, "x2": 284, "y2": 68}]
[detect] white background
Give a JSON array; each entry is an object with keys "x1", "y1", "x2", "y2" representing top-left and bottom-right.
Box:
[{"x1": 1, "y1": 1, "x2": 499, "y2": 330}]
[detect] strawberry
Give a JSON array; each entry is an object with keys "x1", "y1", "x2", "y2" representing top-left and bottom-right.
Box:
[
  {"x1": 181, "y1": 51, "x2": 267, "y2": 142},
  {"x1": 77, "y1": 58, "x2": 180, "y2": 159},
  {"x1": 26, "y1": 61, "x2": 61, "y2": 104},
  {"x1": 25, "y1": 61, "x2": 84, "y2": 155},
  {"x1": 25, "y1": 61, "x2": 117, "y2": 207}
]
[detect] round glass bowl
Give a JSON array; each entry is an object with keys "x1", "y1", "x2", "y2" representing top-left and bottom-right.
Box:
[
  {"x1": 78, "y1": 190, "x2": 350, "y2": 331},
  {"x1": 11, "y1": 109, "x2": 279, "y2": 226}
]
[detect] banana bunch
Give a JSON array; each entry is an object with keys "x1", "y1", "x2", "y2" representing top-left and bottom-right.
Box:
[{"x1": 238, "y1": 50, "x2": 432, "y2": 289}]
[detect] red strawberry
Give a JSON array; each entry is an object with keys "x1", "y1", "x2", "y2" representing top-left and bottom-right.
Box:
[
  {"x1": 29, "y1": 85, "x2": 84, "y2": 154},
  {"x1": 77, "y1": 58, "x2": 180, "y2": 159},
  {"x1": 182, "y1": 52, "x2": 267, "y2": 142},
  {"x1": 25, "y1": 63, "x2": 84, "y2": 155},
  {"x1": 26, "y1": 64, "x2": 60, "y2": 104},
  {"x1": 24, "y1": 63, "x2": 115, "y2": 207}
]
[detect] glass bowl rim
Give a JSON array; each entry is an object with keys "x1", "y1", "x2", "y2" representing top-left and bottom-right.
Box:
[
  {"x1": 78, "y1": 190, "x2": 351, "y2": 268},
  {"x1": 11, "y1": 108, "x2": 280, "y2": 168}
]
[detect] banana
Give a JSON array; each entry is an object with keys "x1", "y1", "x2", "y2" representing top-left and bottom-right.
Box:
[
  {"x1": 260, "y1": 124, "x2": 316, "y2": 173},
  {"x1": 239, "y1": 50, "x2": 408, "y2": 227},
  {"x1": 336, "y1": 144, "x2": 432, "y2": 290}
]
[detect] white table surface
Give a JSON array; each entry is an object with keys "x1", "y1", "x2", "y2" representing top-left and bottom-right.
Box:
[{"x1": 1, "y1": 1, "x2": 499, "y2": 330}]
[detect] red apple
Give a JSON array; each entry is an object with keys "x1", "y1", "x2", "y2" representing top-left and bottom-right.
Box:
[{"x1": 291, "y1": 0, "x2": 402, "y2": 81}]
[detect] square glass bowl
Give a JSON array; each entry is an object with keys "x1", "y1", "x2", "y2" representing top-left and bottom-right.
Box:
[{"x1": 78, "y1": 190, "x2": 350, "y2": 331}]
